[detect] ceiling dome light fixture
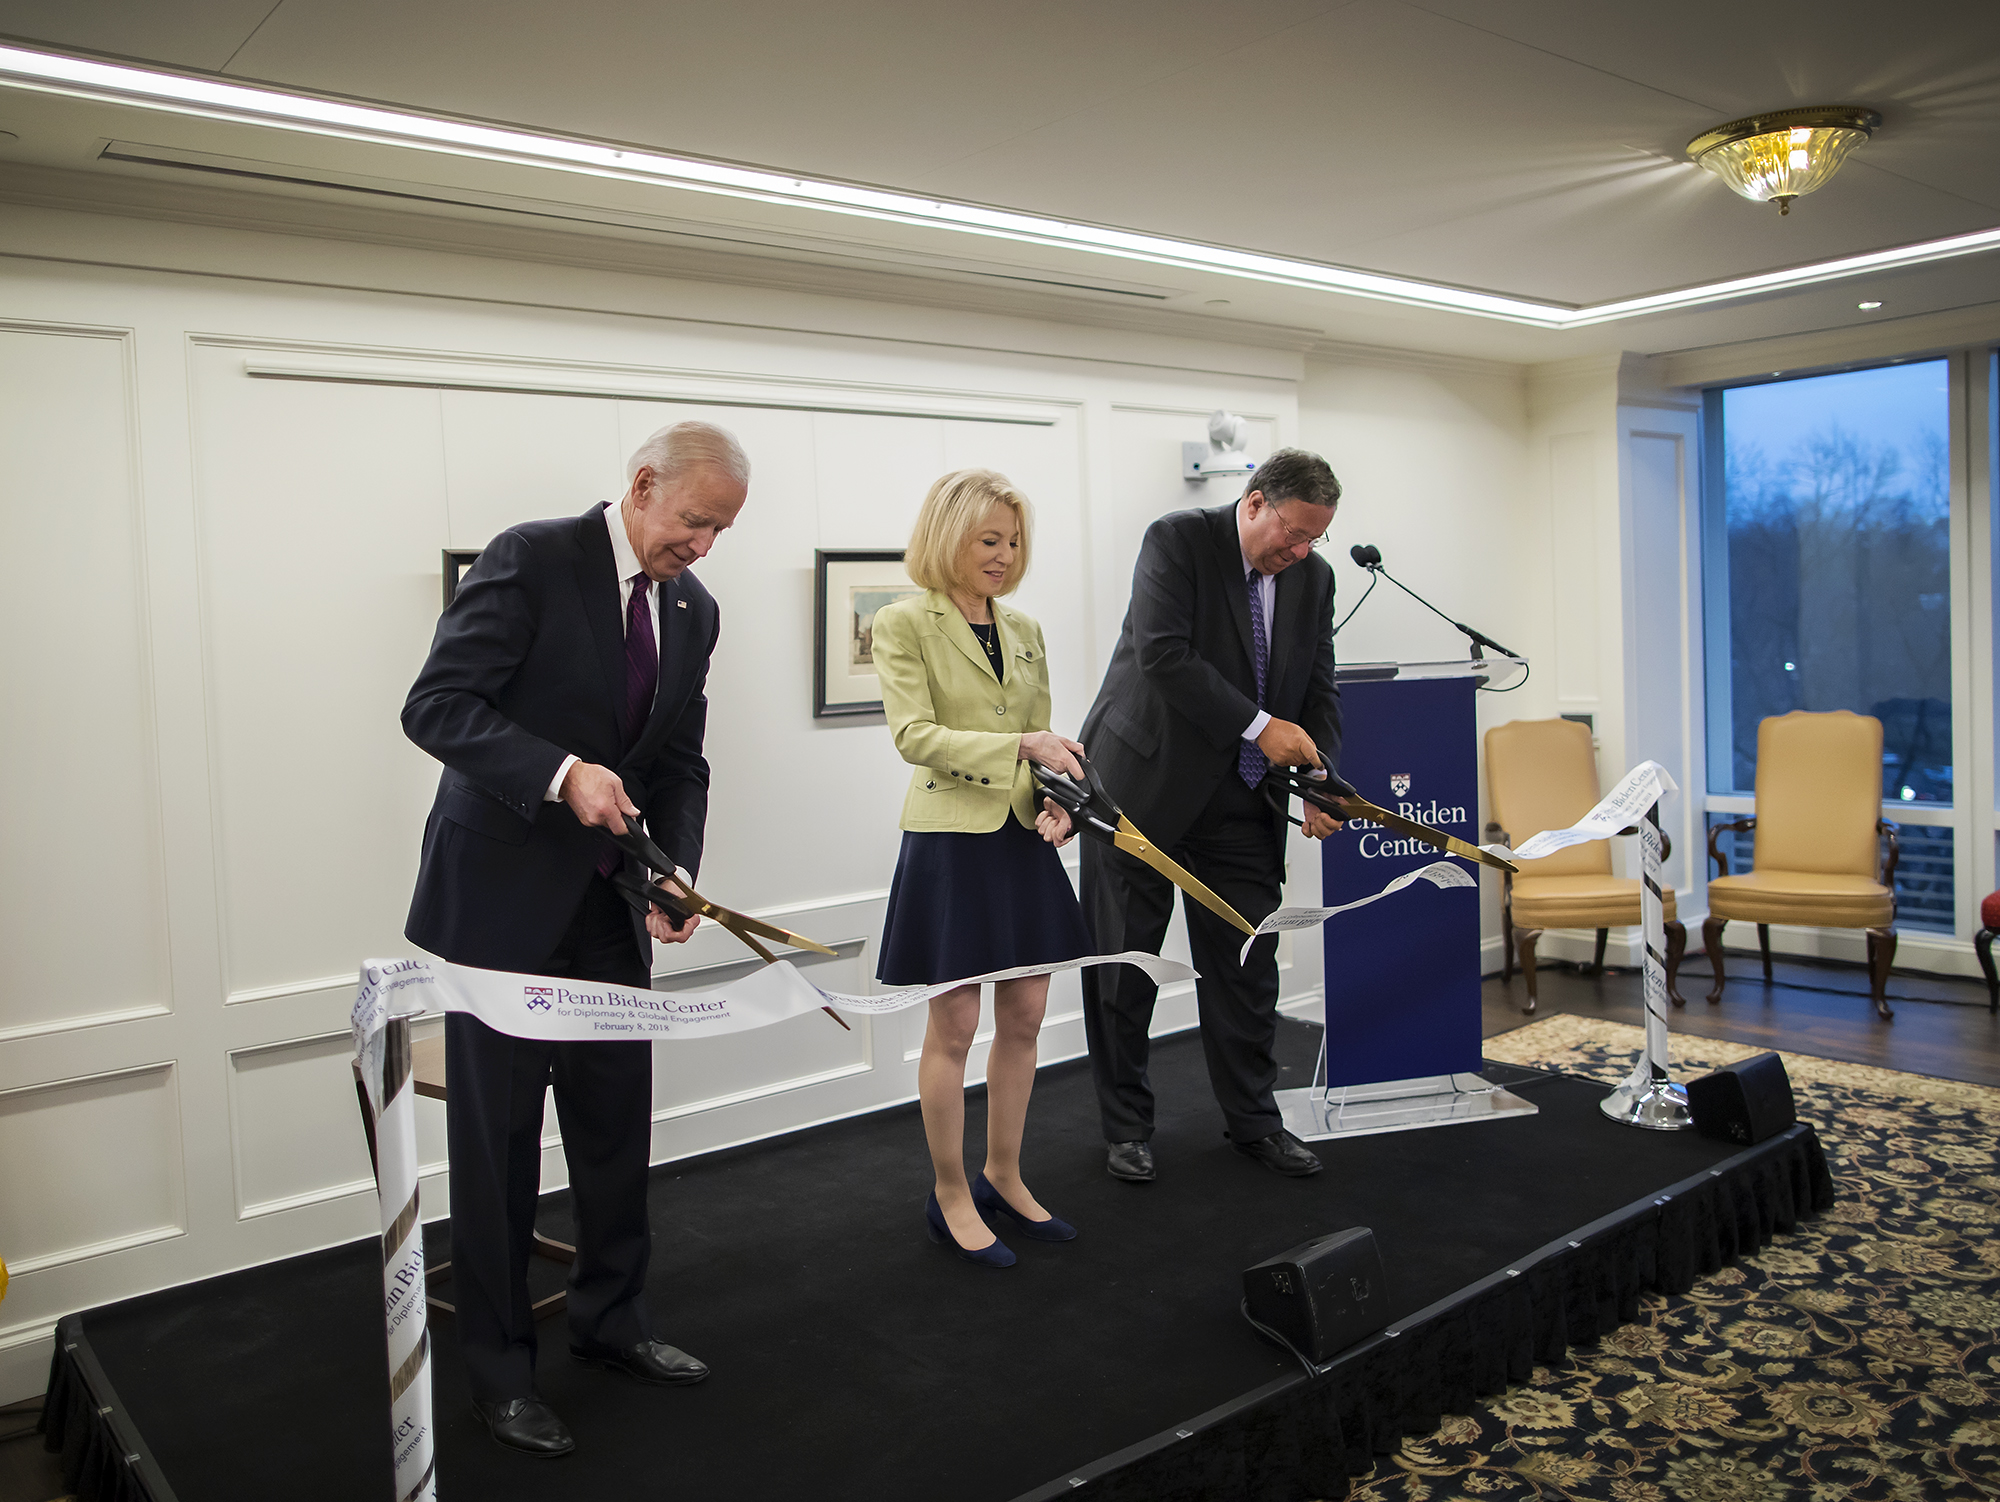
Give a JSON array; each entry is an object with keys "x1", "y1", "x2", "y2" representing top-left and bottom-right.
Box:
[{"x1": 1687, "y1": 106, "x2": 1881, "y2": 215}]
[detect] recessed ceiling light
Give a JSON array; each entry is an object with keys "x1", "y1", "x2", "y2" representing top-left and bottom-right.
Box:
[
  {"x1": 1857, "y1": 300, "x2": 1883, "y2": 310},
  {"x1": 3, "y1": 43, "x2": 1996, "y2": 330},
  {"x1": 1205, "y1": 298, "x2": 1231, "y2": 307}
]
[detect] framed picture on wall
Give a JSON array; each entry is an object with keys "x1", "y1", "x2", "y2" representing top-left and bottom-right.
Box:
[
  {"x1": 442, "y1": 548, "x2": 483, "y2": 610},
  {"x1": 814, "y1": 549, "x2": 921, "y2": 718}
]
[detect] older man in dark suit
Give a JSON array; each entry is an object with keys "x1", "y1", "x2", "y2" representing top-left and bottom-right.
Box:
[
  {"x1": 402, "y1": 420, "x2": 746, "y2": 1457},
  {"x1": 1078, "y1": 448, "x2": 1344, "y2": 1184}
]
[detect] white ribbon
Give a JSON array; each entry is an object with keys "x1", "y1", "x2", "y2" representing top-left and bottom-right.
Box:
[
  {"x1": 1483, "y1": 760, "x2": 1679, "y2": 863},
  {"x1": 351, "y1": 948, "x2": 1194, "y2": 1045},
  {"x1": 1481, "y1": 759, "x2": 1683, "y2": 1109},
  {"x1": 1238, "y1": 860, "x2": 1475, "y2": 963}
]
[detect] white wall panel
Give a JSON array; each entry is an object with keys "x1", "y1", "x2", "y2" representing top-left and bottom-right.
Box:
[
  {"x1": 1550, "y1": 431, "x2": 1601, "y2": 704},
  {"x1": 190, "y1": 350, "x2": 450, "y2": 995},
  {"x1": 0, "y1": 329, "x2": 171, "y2": 1037},
  {"x1": 0, "y1": 1064, "x2": 183, "y2": 1274},
  {"x1": 228, "y1": 1031, "x2": 378, "y2": 1217},
  {"x1": 441, "y1": 389, "x2": 624, "y2": 547}
]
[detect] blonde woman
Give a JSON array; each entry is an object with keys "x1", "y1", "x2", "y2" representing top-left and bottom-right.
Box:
[{"x1": 872, "y1": 470, "x2": 1091, "y2": 1268}]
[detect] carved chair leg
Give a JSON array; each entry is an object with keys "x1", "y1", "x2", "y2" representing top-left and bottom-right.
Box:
[
  {"x1": 1663, "y1": 919, "x2": 1687, "y2": 1007},
  {"x1": 1757, "y1": 924, "x2": 1773, "y2": 984},
  {"x1": 1502, "y1": 893, "x2": 1515, "y2": 983},
  {"x1": 1702, "y1": 916, "x2": 1728, "y2": 1004},
  {"x1": 1977, "y1": 927, "x2": 2000, "y2": 1015},
  {"x1": 1515, "y1": 927, "x2": 1543, "y2": 1015},
  {"x1": 1590, "y1": 928, "x2": 1609, "y2": 975},
  {"x1": 1866, "y1": 927, "x2": 1896, "y2": 1021}
]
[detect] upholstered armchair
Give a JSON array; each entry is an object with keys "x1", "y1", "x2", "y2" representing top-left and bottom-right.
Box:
[
  {"x1": 1704, "y1": 709, "x2": 1900, "y2": 1020},
  {"x1": 1483, "y1": 718, "x2": 1686, "y2": 1015}
]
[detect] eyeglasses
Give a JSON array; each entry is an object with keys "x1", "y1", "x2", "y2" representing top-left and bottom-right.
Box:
[{"x1": 1273, "y1": 511, "x2": 1332, "y2": 550}]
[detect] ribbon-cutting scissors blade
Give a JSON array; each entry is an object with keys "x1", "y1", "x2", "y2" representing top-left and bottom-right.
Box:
[
  {"x1": 1262, "y1": 766, "x2": 1516, "y2": 874},
  {"x1": 602, "y1": 822, "x2": 850, "y2": 1029},
  {"x1": 1032, "y1": 758, "x2": 1259, "y2": 936},
  {"x1": 1112, "y1": 818, "x2": 1258, "y2": 937},
  {"x1": 1330, "y1": 794, "x2": 1517, "y2": 874},
  {"x1": 694, "y1": 907, "x2": 839, "y2": 958}
]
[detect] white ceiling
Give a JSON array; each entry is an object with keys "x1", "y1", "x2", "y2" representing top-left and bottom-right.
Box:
[{"x1": 2, "y1": 0, "x2": 1997, "y2": 361}]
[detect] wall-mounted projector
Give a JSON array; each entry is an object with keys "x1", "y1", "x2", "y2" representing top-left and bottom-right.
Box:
[{"x1": 1182, "y1": 409, "x2": 1259, "y2": 483}]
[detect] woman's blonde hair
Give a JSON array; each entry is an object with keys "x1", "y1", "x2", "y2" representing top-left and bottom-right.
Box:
[{"x1": 904, "y1": 469, "x2": 1034, "y2": 596}]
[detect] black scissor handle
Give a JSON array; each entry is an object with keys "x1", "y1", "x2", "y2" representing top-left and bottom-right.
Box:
[
  {"x1": 1030, "y1": 758, "x2": 1124, "y2": 844},
  {"x1": 1260, "y1": 765, "x2": 1358, "y2": 823},
  {"x1": 609, "y1": 871, "x2": 694, "y2": 924},
  {"x1": 601, "y1": 819, "x2": 695, "y2": 922}
]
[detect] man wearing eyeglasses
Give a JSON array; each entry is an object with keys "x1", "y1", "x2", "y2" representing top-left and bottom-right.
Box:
[{"x1": 1077, "y1": 448, "x2": 1344, "y2": 1184}]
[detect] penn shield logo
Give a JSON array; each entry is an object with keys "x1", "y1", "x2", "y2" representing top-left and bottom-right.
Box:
[
  {"x1": 1389, "y1": 773, "x2": 1412, "y2": 798},
  {"x1": 523, "y1": 985, "x2": 555, "y2": 1011}
]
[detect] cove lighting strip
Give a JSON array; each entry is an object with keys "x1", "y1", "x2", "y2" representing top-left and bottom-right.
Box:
[{"x1": 6, "y1": 43, "x2": 2000, "y2": 329}]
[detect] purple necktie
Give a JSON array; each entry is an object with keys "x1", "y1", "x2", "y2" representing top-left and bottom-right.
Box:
[
  {"x1": 597, "y1": 573, "x2": 659, "y2": 878},
  {"x1": 621, "y1": 573, "x2": 659, "y2": 751},
  {"x1": 1237, "y1": 568, "x2": 1270, "y2": 787}
]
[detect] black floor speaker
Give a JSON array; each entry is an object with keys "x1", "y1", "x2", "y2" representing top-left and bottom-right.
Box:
[
  {"x1": 1686, "y1": 1051, "x2": 1796, "y2": 1145},
  {"x1": 1242, "y1": 1226, "x2": 1387, "y2": 1365}
]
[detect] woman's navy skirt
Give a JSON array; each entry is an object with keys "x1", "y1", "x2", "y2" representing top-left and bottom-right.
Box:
[{"x1": 876, "y1": 816, "x2": 1094, "y2": 986}]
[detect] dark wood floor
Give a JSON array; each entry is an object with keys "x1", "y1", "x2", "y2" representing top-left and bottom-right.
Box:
[{"x1": 1483, "y1": 947, "x2": 2000, "y2": 1088}]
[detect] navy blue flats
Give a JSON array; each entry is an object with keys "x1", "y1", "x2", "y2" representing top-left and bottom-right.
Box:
[
  {"x1": 925, "y1": 1190, "x2": 1016, "y2": 1267},
  {"x1": 972, "y1": 1173, "x2": 1077, "y2": 1242}
]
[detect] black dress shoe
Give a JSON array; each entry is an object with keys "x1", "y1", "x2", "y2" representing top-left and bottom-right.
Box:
[
  {"x1": 571, "y1": 1338, "x2": 710, "y2": 1386},
  {"x1": 472, "y1": 1397, "x2": 574, "y2": 1457},
  {"x1": 1106, "y1": 1140, "x2": 1156, "y2": 1182},
  {"x1": 1229, "y1": 1129, "x2": 1323, "y2": 1177}
]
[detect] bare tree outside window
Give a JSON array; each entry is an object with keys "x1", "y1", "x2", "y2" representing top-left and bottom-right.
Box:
[{"x1": 1710, "y1": 360, "x2": 1953, "y2": 929}]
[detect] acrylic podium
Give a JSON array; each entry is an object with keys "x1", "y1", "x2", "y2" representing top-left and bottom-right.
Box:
[{"x1": 1276, "y1": 659, "x2": 1539, "y2": 1140}]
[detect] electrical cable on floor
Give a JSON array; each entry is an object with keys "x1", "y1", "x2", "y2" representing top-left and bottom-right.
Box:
[{"x1": 1239, "y1": 1299, "x2": 1322, "y2": 1381}]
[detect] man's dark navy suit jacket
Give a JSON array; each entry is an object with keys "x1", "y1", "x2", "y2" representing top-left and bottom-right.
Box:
[{"x1": 403, "y1": 502, "x2": 718, "y2": 973}]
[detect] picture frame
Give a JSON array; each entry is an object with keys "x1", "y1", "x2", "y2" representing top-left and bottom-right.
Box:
[
  {"x1": 442, "y1": 548, "x2": 483, "y2": 609},
  {"x1": 814, "y1": 549, "x2": 922, "y2": 718}
]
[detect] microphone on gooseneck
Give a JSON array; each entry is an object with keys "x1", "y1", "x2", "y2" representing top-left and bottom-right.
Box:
[{"x1": 1343, "y1": 544, "x2": 1523, "y2": 661}]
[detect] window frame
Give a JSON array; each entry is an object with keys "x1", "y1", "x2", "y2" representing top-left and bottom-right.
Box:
[{"x1": 1695, "y1": 348, "x2": 1996, "y2": 947}]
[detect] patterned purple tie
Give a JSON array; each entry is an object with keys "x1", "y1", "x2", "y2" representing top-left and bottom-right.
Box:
[
  {"x1": 597, "y1": 573, "x2": 659, "y2": 878},
  {"x1": 621, "y1": 573, "x2": 658, "y2": 751},
  {"x1": 1237, "y1": 568, "x2": 1271, "y2": 788}
]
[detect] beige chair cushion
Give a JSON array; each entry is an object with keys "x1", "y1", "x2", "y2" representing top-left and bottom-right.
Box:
[
  {"x1": 1708, "y1": 870, "x2": 1892, "y2": 928},
  {"x1": 1753, "y1": 711, "x2": 1883, "y2": 877},
  {"x1": 1512, "y1": 874, "x2": 1677, "y2": 929},
  {"x1": 1485, "y1": 718, "x2": 1610, "y2": 879}
]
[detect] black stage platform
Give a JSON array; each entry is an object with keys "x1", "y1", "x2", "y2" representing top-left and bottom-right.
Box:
[{"x1": 45, "y1": 1020, "x2": 1829, "y2": 1502}]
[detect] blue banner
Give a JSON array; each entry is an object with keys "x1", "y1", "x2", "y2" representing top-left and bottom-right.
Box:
[{"x1": 1320, "y1": 676, "x2": 1483, "y2": 1085}]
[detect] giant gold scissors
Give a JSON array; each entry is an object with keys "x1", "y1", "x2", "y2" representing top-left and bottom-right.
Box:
[
  {"x1": 1032, "y1": 760, "x2": 1257, "y2": 937},
  {"x1": 1261, "y1": 766, "x2": 1517, "y2": 874},
  {"x1": 603, "y1": 821, "x2": 851, "y2": 1030}
]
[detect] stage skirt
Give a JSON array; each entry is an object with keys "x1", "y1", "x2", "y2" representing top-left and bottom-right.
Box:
[{"x1": 876, "y1": 816, "x2": 1094, "y2": 986}]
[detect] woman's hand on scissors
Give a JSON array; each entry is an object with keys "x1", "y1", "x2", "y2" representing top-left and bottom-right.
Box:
[
  {"x1": 1018, "y1": 731, "x2": 1085, "y2": 779},
  {"x1": 1036, "y1": 797, "x2": 1075, "y2": 848}
]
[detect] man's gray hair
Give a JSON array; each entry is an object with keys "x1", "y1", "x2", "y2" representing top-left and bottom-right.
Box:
[{"x1": 627, "y1": 419, "x2": 751, "y2": 490}]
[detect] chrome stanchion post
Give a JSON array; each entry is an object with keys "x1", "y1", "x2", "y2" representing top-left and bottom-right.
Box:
[{"x1": 1599, "y1": 798, "x2": 1692, "y2": 1130}]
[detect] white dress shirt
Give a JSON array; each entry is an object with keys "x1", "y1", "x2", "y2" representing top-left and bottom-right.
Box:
[{"x1": 544, "y1": 502, "x2": 660, "y2": 801}]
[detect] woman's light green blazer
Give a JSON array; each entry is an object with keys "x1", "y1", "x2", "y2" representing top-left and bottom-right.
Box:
[{"x1": 871, "y1": 589, "x2": 1052, "y2": 833}]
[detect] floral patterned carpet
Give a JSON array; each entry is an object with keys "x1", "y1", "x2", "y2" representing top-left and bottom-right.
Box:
[{"x1": 1335, "y1": 1017, "x2": 2000, "y2": 1502}]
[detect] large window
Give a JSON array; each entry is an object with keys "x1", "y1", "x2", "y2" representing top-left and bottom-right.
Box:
[{"x1": 1702, "y1": 360, "x2": 1956, "y2": 931}]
